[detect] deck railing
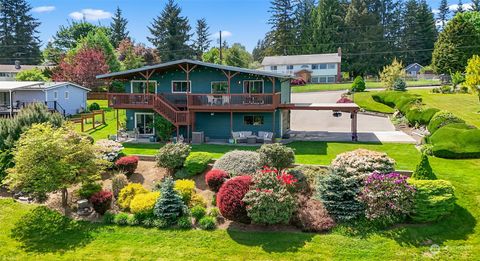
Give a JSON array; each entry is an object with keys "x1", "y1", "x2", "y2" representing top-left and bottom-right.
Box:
[
  {"x1": 188, "y1": 93, "x2": 280, "y2": 108},
  {"x1": 108, "y1": 93, "x2": 154, "y2": 108}
]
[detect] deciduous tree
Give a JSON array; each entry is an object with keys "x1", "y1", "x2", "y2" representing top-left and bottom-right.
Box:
[
  {"x1": 465, "y1": 55, "x2": 480, "y2": 102},
  {"x1": 15, "y1": 68, "x2": 48, "y2": 81},
  {"x1": 76, "y1": 29, "x2": 121, "y2": 72}
]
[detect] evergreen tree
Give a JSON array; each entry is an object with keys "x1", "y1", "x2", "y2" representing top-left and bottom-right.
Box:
[
  {"x1": 109, "y1": 6, "x2": 129, "y2": 48},
  {"x1": 77, "y1": 29, "x2": 121, "y2": 72},
  {"x1": 401, "y1": 0, "x2": 437, "y2": 66},
  {"x1": 192, "y1": 18, "x2": 211, "y2": 60},
  {"x1": 294, "y1": 0, "x2": 316, "y2": 54},
  {"x1": 0, "y1": 0, "x2": 41, "y2": 64},
  {"x1": 438, "y1": 0, "x2": 450, "y2": 29},
  {"x1": 153, "y1": 177, "x2": 187, "y2": 225},
  {"x1": 473, "y1": 0, "x2": 480, "y2": 11},
  {"x1": 313, "y1": 0, "x2": 344, "y2": 54},
  {"x1": 148, "y1": 0, "x2": 193, "y2": 62},
  {"x1": 412, "y1": 154, "x2": 437, "y2": 180},
  {"x1": 268, "y1": 0, "x2": 297, "y2": 55},
  {"x1": 456, "y1": 0, "x2": 465, "y2": 14}
]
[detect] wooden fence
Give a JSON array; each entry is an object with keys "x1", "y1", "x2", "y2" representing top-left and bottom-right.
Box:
[
  {"x1": 87, "y1": 92, "x2": 108, "y2": 100},
  {"x1": 70, "y1": 110, "x2": 106, "y2": 132}
]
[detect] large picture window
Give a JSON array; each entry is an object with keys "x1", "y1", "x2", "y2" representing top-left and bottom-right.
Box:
[
  {"x1": 244, "y1": 115, "x2": 264, "y2": 126},
  {"x1": 327, "y1": 63, "x2": 336, "y2": 69},
  {"x1": 172, "y1": 81, "x2": 190, "y2": 93},
  {"x1": 211, "y1": 81, "x2": 228, "y2": 94},
  {"x1": 131, "y1": 80, "x2": 157, "y2": 93},
  {"x1": 243, "y1": 80, "x2": 264, "y2": 94}
]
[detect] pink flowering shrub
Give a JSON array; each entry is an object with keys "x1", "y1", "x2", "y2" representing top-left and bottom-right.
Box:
[
  {"x1": 358, "y1": 172, "x2": 415, "y2": 225},
  {"x1": 242, "y1": 166, "x2": 296, "y2": 225}
]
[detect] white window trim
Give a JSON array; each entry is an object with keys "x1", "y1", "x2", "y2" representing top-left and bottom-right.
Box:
[
  {"x1": 134, "y1": 112, "x2": 155, "y2": 136},
  {"x1": 64, "y1": 91, "x2": 69, "y2": 100},
  {"x1": 53, "y1": 91, "x2": 58, "y2": 100},
  {"x1": 210, "y1": 81, "x2": 228, "y2": 94},
  {"x1": 130, "y1": 80, "x2": 158, "y2": 94},
  {"x1": 171, "y1": 80, "x2": 191, "y2": 93},
  {"x1": 243, "y1": 80, "x2": 264, "y2": 94}
]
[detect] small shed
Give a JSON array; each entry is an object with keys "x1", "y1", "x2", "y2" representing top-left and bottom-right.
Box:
[{"x1": 405, "y1": 63, "x2": 424, "y2": 77}]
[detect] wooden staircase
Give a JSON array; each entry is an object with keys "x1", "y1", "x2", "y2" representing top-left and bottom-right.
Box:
[{"x1": 153, "y1": 95, "x2": 189, "y2": 126}]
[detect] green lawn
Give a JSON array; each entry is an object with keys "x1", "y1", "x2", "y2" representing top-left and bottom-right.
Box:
[
  {"x1": 1, "y1": 150, "x2": 479, "y2": 259},
  {"x1": 354, "y1": 89, "x2": 480, "y2": 127},
  {"x1": 291, "y1": 79, "x2": 440, "y2": 93},
  {"x1": 124, "y1": 141, "x2": 420, "y2": 170},
  {"x1": 73, "y1": 100, "x2": 126, "y2": 141}
]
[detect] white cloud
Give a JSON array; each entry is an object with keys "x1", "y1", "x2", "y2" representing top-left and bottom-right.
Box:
[
  {"x1": 449, "y1": 3, "x2": 473, "y2": 11},
  {"x1": 212, "y1": 30, "x2": 232, "y2": 39},
  {"x1": 32, "y1": 6, "x2": 55, "y2": 13},
  {"x1": 432, "y1": 9, "x2": 440, "y2": 14},
  {"x1": 69, "y1": 9, "x2": 112, "y2": 21}
]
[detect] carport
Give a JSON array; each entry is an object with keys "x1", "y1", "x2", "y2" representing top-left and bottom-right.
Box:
[{"x1": 280, "y1": 103, "x2": 360, "y2": 141}]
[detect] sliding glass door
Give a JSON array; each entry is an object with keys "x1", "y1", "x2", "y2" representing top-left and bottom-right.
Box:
[{"x1": 135, "y1": 113, "x2": 154, "y2": 136}]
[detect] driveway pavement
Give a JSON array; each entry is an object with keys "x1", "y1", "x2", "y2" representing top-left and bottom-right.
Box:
[{"x1": 289, "y1": 91, "x2": 416, "y2": 143}]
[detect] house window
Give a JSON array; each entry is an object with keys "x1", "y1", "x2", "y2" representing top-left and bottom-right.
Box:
[
  {"x1": 270, "y1": 66, "x2": 277, "y2": 71},
  {"x1": 244, "y1": 115, "x2": 264, "y2": 126},
  {"x1": 53, "y1": 91, "x2": 58, "y2": 100},
  {"x1": 211, "y1": 81, "x2": 228, "y2": 94},
  {"x1": 301, "y1": 65, "x2": 309, "y2": 69},
  {"x1": 131, "y1": 80, "x2": 157, "y2": 94},
  {"x1": 327, "y1": 63, "x2": 336, "y2": 69},
  {"x1": 0, "y1": 72, "x2": 6, "y2": 77},
  {"x1": 287, "y1": 65, "x2": 294, "y2": 70},
  {"x1": 311, "y1": 64, "x2": 318, "y2": 70},
  {"x1": 319, "y1": 64, "x2": 327, "y2": 70},
  {"x1": 64, "y1": 91, "x2": 69, "y2": 99},
  {"x1": 327, "y1": 76, "x2": 336, "y2": 83},
  {"x1": 172, "y1": 81, "x2": 190, "y2": 93},
  {"x1": 243, "y1": 80, "x2": 264, "y2": 94}
]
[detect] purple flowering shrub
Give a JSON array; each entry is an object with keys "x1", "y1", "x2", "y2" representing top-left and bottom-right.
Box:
[{"x1": 359, "y1": 172, "x2": 415, "y2": 225}]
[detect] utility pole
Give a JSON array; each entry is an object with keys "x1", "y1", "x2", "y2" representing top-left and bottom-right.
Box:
[{"x1": 219, "y1": 30, "x2": 223, "y2": 63}]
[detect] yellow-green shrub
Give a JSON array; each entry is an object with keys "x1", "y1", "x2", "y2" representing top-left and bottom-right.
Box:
[
  {"x1": 189, "y1": 193, "x2": 207, "y2": 208},
  {"x1": 117, "y1": 183, "x2": 148, "y2": 210},
  {"x1": 130, "y1": 191, "x2": 160, "y2": 214},
  {"x1": 174, "y1": 179, "x2": 195, "y2": 203}
]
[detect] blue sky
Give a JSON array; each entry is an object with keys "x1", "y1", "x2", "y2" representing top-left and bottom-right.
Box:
[{"x1": 29, "y1": 0, "x2": 472, "y2": 52}]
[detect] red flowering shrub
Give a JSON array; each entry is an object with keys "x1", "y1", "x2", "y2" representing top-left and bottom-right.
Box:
[
  {"x1": 205, "y1": 169, "x2": 229, "y2": 192},
  {"x1": 216, "y1": 175, "x2": 252, "y2": 223},
  {"x1": 115, "y1": 156, "x2": 139, "y2": 176},
  {"x1": 90, "y1": 190, "x2": 113, "y2": 215}
]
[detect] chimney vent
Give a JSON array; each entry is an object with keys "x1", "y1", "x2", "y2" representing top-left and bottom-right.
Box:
[
  {"x1": 337, "y1": 47, "x2": 342, "y2": 57},
  {"x1": 14, "y1": 60, "x2": 21, "y2": 69}
]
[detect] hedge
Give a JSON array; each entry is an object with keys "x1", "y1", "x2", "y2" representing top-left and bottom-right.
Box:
[
  {"x1": 428, "y1": 111, "x2": 465, "y2": 134},
  {"x1": 405, "y1": 107, "x2": 440, "y2": 125},
  {"x1": 429, "y1": 126, "x2": 480, "y2": 159}
]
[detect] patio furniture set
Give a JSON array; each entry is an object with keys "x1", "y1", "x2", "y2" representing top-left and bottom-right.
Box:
[{"x1": 231, "y1": 131, "x2": 274, "y2": 144}]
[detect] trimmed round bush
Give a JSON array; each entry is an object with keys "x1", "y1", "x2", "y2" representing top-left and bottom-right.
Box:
[
  {"x1": 156, "y1": 143, "x2": 191, "y2": 172},
  {"x1": 351, "y1": 76, "x2": 366, "y2": 92},
  {"x1": 174, "y1": 179, "x2": 196, "y2": 204},
  {"x1": 190, "y1": 205, "x2": 206, "y2": 220},
  {"x1": 111, "y1": 173, "x2": 128, "y2": 198},
  {"x1": 115, "y1": 156, "x2": 139, "y2": 176},
  {"x1": 205, "y1": 169, "x2": 229, "y2": 192},
  {"x1": 90, "y1": 190, "x2": 113, "y2": 215},
  {"x1": 78, "y1": 182, "x2": 102, "y2": 199},
  {"x1": 292, "y1": 195, "x2": 335, "y2": 232},
  {"x1": 189, "y1": 193, "x2": 207, "y2": 208},
  {"x1": 113, "y1": 213, "x2": 129, "y2": 225},
  {"x1": 117, "y1": 183, "x2": 148, "y2": 210},
  {"x1": 409, "y1": 179, "x2": 456, "y2": 222},
  {"x1": 177, "y1": 216, "x2": 192, "y2": 229},
  {"x1": 289, "y1": 165, "x2": 329, "y2": 194},
  {"x1": 429, "y1": 126, "x2": 480, "y2": 159},
  {"x1": 198, "y1": 216, "x2": 216, "y2": 230},
  {"x1": 130, "y1": 191, "x2": 161, "y2": 214},
  {"x1": 257, "y1": 143, "x2": 295, "y2": 170},
  {"x1": 330, "y1": 149, "x2": 395, "y2": 178},
  {"x1": 412, "y1": 154, "x2": 437, "y2": 180},
  {"x1": 393, "y1": 78, "x2": 406, "y2": 91},
  {"x1": 184, "y1": 152, "x2": 212, "y2": 176},
  {"x1": 428, "y1": 111, "x2": 465, "y2": 134},
  {"x1": 213, "y1": 150, "x2": 260, "y2": 177},
  {"x1": 89, "y1": 102, "x2": 101, "y2": 111},
  {"x1": 216, "y1": 175, "x2": 252, "y2": 223}
]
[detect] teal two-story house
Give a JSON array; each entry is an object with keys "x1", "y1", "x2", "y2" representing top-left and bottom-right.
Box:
[{"x1": 97, "y1": 59, "x2": 293, "y2": 142}]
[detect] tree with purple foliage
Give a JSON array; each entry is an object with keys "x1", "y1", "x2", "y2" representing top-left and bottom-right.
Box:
[{"x1": 359, "y1": 172, "x2": 415, "y2": 225}]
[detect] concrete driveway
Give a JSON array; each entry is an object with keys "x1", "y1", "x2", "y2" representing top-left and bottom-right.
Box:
[{"x1": 289, "y1": 91, "x2": 415, "y2": 143}]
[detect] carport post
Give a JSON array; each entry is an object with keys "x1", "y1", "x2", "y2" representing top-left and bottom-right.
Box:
[{"x1": 351, "y1": 111, "x2": 358, "y2": 141}]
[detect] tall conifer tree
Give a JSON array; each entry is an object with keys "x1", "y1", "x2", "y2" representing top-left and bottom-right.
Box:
[
  {"x1": 109, "y1": 6, "x2": 129, "y2": 48},
  {"x1": 148, "y1": 0, "x2": 192, "y2": 61},
  {"x1": 294, "y1": 0, "x2": 316, "y2": 54},
  {"x1": 192, "y1": 18, "x2": 211, "y2": 60},
  {"x1": 268, "y1": 0, "x2": 296, "y2": 55},
  {"x1": 438, "y1": 0, "x2": 450, "y2": 29},
  {"x1": 313, "y1": 0, "x2": 344, "y2": 54}
]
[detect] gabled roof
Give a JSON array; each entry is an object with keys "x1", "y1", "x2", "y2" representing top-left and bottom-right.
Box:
[
  {"x1": 0, "y1": 81, "x2": 90, "y2": 92},
  {"x1": 262, "y1": 53, "x2": 341, "y2": 66},
  {"x1": 405, "y1": 63, "x2": 424, "y2": 71},
  {"x1": 96, "y1": 59, "x2": 292, "y2": 80},
  {"x1": 0, "y1": 64, "x2": 49, "y2": 73}
]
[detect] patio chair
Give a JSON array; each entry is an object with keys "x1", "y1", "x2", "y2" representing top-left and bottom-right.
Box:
[
  {"x1": 207, "y1": 95, "x2": 214, "y2": 105},
  {"x1": 232, "y1": 131, "x2": 252, "y2": 144},
  {"x1": 222, "y1": 95, "x2": 230, "y2": 105},
  {"x1": 257, "y1": 131, "x2": 274, "y2": 143}
]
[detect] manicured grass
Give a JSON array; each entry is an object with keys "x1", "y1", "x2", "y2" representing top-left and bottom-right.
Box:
[
  {"x1": 291, "y1": 79, "x2": 440, "y2": 93},
  {"x1": 1, "y1": 154, "x2": 479, "y2": 259},
  {"x1": 354, "y1": 89, "x2": 480, "y2": 127},
  {"x1": 73, "y1": 100, "x2": 126, "y2": 141},
  {"x1": 124, "y1": 141, "x2": 420, "y2": 170}
]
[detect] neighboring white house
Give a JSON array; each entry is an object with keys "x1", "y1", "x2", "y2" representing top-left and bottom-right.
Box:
[
  {"x1": 261, "y1": 48, "x2": 342, "y2": 83},
  {"x1": 0, "y1": 61, "x2": 48, "y2": 81},
  {"x1": 0, "y1": 81, "x2": 90, "y2": 116}
]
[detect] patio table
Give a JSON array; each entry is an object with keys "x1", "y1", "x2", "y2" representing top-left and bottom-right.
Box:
[{"x1": 246, "y1": 135, "x2": 257, "y2": 144}]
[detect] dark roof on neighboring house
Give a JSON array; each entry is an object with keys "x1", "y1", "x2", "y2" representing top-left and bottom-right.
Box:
[
  {"x1": 0, "y1": 64, "x2": 48, "y2": 73},
  {"x1": 96, "y1": 59, "x2": 292, "y2": 80},
  {"x1": 405, "y1": 63, "x2": 424, "y2": 71}
]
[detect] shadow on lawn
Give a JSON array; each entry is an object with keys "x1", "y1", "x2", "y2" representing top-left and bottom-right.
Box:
[
  {"x1": 384, "y1": 204, "x2": 476, "y2": 247},
  {"x1": 10, "y1": 206, "x2": 97, "y2": 253},
  {"x1": 226, "y1": 226, "x2": 315, "y2": 253}
]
